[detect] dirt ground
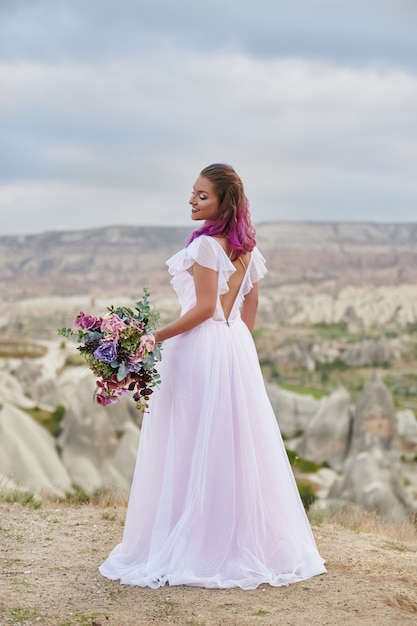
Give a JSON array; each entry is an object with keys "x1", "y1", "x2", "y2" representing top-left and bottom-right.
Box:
[{"x1": 1, "y1": 502, "x2": 417, "y2": 626}]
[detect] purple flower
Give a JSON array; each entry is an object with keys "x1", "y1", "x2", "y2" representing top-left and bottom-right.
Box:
[
  {"x1": 128, "y1": 362, "x2": 143, "y2": 374},
  {"x1": 96, "y1": 393, "x2": 113, "y2": 406},
  {"x1": 95, "y1": 379, "x2": 128, "y2": 406},
  {"x1": 74, "y1": 311, "x2": 102, "y2": 330},
  {"x1": 93, "y1": 342, "x2": 118, "y2": 363}
]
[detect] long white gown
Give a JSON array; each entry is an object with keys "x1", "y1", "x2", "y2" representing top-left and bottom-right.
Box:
[{"x1": 99, "y1": 235, "x2": 326, "y2": 589}]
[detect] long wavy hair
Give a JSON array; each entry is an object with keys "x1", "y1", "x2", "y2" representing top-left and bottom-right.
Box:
[{"x1": 187, "y1": 163, "x2": 256, "y2": 260}]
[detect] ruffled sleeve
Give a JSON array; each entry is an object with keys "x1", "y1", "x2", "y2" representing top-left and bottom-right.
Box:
[
  {"x1": 166, "y1": 236, "x2": 236, "y2": 295},
  {"x1": 249, "y1": 247, "x2": 267, "y2": 283},
  {"x1": 241, "y1": 247, "x2": 268, "y2": 296}
]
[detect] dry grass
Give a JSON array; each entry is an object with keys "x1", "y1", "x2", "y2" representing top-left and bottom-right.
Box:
[
  {"x1": 0, "y1": 339, "x2": 47, "y2": 358},
  {"x1": 0, "y1": 482, "x2": 129, "y2": 509},
  {"x1": 2, "y1": 482, "x2": 416, "y2": 543},
  {"x1": 310, "y1": 503, "x2": 417, "y2": 544}
]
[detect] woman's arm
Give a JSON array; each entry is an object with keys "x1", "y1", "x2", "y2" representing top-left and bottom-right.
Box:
[
  {"x1": 154, "y1": 263, "x2": 218, "y2": 342},
  {"x1": 241, "y1": 283, "x2": 259, "y2": 333}
]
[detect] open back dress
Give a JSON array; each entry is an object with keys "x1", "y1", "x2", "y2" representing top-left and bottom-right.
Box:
[{"x1": 99, "y1": 235, "x2": 326, "y2": 589}]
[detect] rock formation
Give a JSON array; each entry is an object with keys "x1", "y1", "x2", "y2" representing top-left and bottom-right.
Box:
[
  {"x1": 57, "y1": 367, "x2": 140, "y2": 493},
  {"x1": 265, "y1": 383, "x2": 319, "y2": 438},
  {"x1": 0, "y1": 344, "x2": 141, "y2": 497},
  {"x1": 0, "y1": 402, "x2": 72, "y2": 497},
  {"x1": 396, "y1": 409, "x2": 417, "y2": 457},
  {"x1": 350, "y1": 374, "x2": 397, "y2": 454},
  {"x1": 342, "y1": 338, "x2": 396, "y2": 367},
  {"x1": 329, "y1": 376, "x2": 414, "y2": 521},
  {"x1": 296, "y1": 387, "x2": 352, "y2": 471}
]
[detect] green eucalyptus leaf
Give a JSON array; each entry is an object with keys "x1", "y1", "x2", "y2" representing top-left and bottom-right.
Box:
[{"x1": 117, "y1": 362, "x2": 128, "y2": 381}]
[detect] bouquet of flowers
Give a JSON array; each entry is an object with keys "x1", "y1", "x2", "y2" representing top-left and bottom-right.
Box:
[{"x1": 58, "y1": 287, "x2": 162, "y2": 412}]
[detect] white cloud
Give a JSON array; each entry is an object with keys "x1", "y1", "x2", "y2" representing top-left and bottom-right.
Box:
[
  {"x1": 0, "y1": 180, "x2": 185, "y2": 234},
  {"x1": 1, "y1": 2, "x2": 417, "y2": 233}
]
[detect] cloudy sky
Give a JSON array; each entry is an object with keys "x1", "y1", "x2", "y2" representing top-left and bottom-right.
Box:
[{"x1": 1, "y1": 0, "x2": 417, "y2": 235}]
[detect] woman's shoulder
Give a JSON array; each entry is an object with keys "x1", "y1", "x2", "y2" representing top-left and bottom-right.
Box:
[
  {"x1": 187, "y1": 234, "x2": 225, "y2": 256},
  {"x1": 192, "y1": 235, "x2": 264, "y2": 264},
  {"x1": 167, "y1": 235, "x2": 230, "y2": 274}
]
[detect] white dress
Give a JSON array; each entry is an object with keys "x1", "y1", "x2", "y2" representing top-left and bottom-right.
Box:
[{"x1": 99, "y1": 235, "x2": 326, "y2": 589}]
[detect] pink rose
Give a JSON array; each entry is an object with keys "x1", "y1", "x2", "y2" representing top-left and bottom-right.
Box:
[
  {"x1": 100, "y1": 313, "x2": 128, "y2": 338},
  {"x1": 140, "y1": 334, "x2": 156, "y2": 353},
  {"x1": 129, "y1": 334, "x2": 155, "y2": 363},
  {"x1": 130, "y1": 318, "x2": 146, "y2": 332},
  {"x1": 100, "y1": 334, "x2": 117, "y2": 343}
]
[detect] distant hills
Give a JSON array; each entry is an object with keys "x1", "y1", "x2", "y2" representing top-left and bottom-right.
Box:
[{"x1": 1, "y1": 222, "x2": 417, "y2": 299}]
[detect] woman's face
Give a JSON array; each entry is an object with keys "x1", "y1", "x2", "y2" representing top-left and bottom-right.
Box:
[{"x1": 189, "y1": 176, "x2": 219, "y2": 222}]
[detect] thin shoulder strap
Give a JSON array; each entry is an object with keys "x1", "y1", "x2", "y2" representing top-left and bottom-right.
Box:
[{"x1": 228, "y1": 248, "x2": 247, "y2": 271}]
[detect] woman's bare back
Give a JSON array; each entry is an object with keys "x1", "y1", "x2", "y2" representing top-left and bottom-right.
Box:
[{"x1": 212, "y1": 236, "x2": 251, "y2": 321}]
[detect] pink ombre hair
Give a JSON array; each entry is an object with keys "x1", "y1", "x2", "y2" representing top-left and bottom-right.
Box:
[{"x1": 187, "y1": 163, "x2": 256, "y2": 260}]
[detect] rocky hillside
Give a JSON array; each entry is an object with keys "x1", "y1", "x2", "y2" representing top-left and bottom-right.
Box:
[
  {"x1": 0, "y1": 225, "x2": 193, "y2": 299},
  {"x1": 2, "y1": 221, "x2": 417, "y2": 299},
  {"x1": 1, "y1": 339, "x2": 416, "y2": 520},
  {"x1": 258, "y1": 221, "x2": 417, "y2": 290}
]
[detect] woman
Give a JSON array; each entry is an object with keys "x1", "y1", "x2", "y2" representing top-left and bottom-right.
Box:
[{"x1": 99, "y1": 163, "x2": 326, "y2": 589}]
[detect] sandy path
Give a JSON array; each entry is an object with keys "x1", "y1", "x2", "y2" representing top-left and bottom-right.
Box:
[{"x1": 1, "y1": 502, "x2": 416, "y2": 626}]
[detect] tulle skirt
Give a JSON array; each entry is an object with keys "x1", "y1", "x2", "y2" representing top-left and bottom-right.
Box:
[{"x1": 99, "y1": 317, "x2": 326, "y2": 589}]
